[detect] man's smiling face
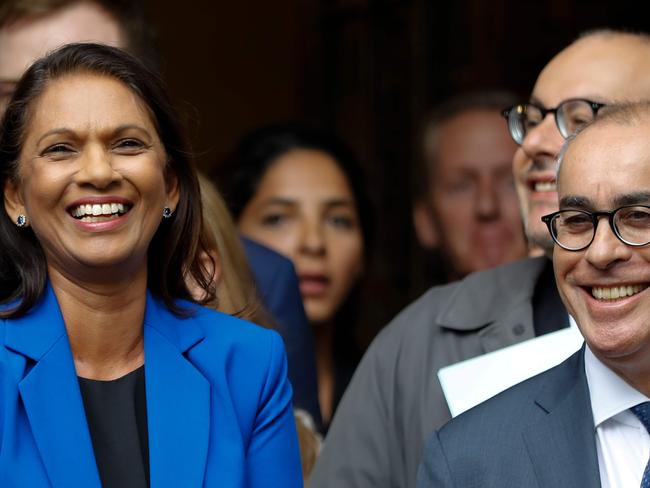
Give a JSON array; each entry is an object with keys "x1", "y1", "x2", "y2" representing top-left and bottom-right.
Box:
[
  {"x1": 514, "y1": 33, "x2": 650, "y2": 253},
  {"x1": 554, "y1": 114, "x2": 650, "y2": 377}
]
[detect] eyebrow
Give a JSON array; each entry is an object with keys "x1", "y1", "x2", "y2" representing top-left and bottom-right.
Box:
[
  {"x1": 260, "y1": 197, "x2": 296, "y2": 207},
  {"x1": 259, "y1": 197, "x2": 355, "y2": 208},
  {"x1": 559, "y1": 195, "x2": 593, "y2": 209},
  {"x1": 560, "y1": 192, "x2": 650, "y2": 209},
  {"x1": 528, "y1": 95, "x2": 608, "y2": 107},
  {"x1": 614, "y1": 191, "x2": 650, "y2": 207},
  {"x1": 36, "y1": 128, "x2": 76, "y2": 146},
  {"x1": 36, "y1": 124, "x2": 152, "y2": 146},
  {"x1": 323, "y1": 198, "x2": 355, "y2": 208}
]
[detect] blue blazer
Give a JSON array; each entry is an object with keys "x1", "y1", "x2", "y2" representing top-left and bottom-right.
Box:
[
  {"x1": 417, "y1": 347, "x2": 601, "y2": 488},
  {"x1": 242, "y1": 238, "x2": 321, "y2": 427},
  {"x1": 0, "y1": 285, "x2": 303, "y2": 487}
]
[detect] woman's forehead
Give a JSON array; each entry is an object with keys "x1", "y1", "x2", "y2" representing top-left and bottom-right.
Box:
[{"x1": 25, "y1": 73, "x2": 157, "y2": 138}]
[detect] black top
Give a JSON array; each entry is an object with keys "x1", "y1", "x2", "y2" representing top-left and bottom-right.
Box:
[
  {"x1": 78, "y1": 365, "x2": 149, "y2": 488},
  {"x1": 532, "y1": 259, "x2": 570, "y2": 337}
]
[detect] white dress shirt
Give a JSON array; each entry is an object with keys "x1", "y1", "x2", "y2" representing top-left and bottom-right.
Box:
[{"x1": 585, "y1": 345, "x2": 650, "y2": 488}]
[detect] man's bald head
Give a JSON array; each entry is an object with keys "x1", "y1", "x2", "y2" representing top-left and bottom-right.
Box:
[{"x1": 514, "y1": 29, "x2": 650, "y2": 254}]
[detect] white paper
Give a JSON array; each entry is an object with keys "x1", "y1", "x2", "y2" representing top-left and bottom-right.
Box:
[{"x1": 438, "y1": 317, "x2": 584, "y2": 417}]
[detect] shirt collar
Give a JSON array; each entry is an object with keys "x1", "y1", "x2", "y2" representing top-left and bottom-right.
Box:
[{"x1": 584, "y1": 344, "x2": 650, "y2": 428}]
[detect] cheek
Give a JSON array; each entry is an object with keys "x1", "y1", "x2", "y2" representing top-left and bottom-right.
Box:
[
  {"x1": 433, "y1": 196, "x2": 472, "y2": 235},
  {"x1": 328, "y1": 233, "x2": 364, "y2": 284},
  {"x1": 21, "y1": 166, "x2": 70, "y2": 209},
  {"x1": 553, "y1": 253, "x2": 580, "y2": 299}
]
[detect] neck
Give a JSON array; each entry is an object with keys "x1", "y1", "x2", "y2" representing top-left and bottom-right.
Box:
[
  {"x1": 314, "y1": 321, "x2": 334, "y2": 425},
  {"x1": 48, "y1": 264, "x2": 148, "y2": 380}
]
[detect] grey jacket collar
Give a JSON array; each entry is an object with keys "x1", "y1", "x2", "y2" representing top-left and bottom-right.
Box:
[{"x1": 435, "y1": 257, "x2": 550, "y2": 353}]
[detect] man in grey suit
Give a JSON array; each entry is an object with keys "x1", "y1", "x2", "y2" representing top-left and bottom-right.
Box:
[
  {"x1": 418, "y1": 101, "x2": 650, "y2": 487},
  {"x1": 310, "y1": 30, "x2": 650, "y2": 488}
]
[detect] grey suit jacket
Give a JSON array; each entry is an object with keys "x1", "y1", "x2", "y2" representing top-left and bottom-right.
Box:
[
  {"x1": 310, "y1": 257, "x2": 559, "y2": 488},
  {"x1": 417, "y1": 348, "x2": 600, "y2": 488}
]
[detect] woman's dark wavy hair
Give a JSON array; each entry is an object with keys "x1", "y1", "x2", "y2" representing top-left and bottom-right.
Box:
[
  {"x1": 0, "y1": 43, "x2": 214, "y2": 318},
  {"x1": 213, "y1": 123, "x2": 373, "y2": 249}
]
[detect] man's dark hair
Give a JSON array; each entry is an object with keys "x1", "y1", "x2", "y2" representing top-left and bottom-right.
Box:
[
  {"x1": 0, "y1": 0, "x2": 159, "y2": 70},
  {"x1": 0, "y1": 42, "x2": 210, "y2": 317}
]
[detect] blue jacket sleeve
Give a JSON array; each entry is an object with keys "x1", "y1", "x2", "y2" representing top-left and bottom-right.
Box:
[{"x1": 247, "y1": 331, "x2": 303, "y2": 488}]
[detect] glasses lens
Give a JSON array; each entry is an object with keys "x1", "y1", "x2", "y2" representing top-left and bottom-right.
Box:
[
  {"x1": 614, "y1": 206, "x2": 650, "y2": 246},
  {"x1": 552, "y1": 210, "x2": 594, "y2": 250},
  {"x1": 507, "y1": 104, "x2": 541, "y2": 145},
  {"x1": 556, "y1": 100, "x2": 596, "y2": 138}
]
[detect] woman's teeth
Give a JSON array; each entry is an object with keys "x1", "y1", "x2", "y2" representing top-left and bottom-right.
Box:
[
  {"x1": 591, "y1": 284, "x2": 648, "y2": 300},
  {"x1": 71, "y1": 203, "x2": 127, "y2": 221}
]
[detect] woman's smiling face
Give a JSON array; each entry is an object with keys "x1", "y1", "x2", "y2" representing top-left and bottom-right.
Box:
[{"x1": 4, "y1": 72, "x2": 178, "y2": 277}]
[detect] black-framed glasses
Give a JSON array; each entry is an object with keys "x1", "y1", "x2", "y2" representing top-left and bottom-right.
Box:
[
  {"x1": 541, "y1": 205, "x2": 650, "y2": 251},
  {"x1": 502, "y1": 99, "x2": 606, "y2": 145}
]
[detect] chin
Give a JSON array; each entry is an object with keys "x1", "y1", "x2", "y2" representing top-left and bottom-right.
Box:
[
  {"x1": 581, "y1": 318, "x2": 647, "y2": 361},
  {"x1": 304, "y1": 303, "x2": 334, "y2": 325}
]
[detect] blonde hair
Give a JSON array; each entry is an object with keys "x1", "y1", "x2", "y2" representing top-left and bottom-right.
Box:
[
  {"x1": 197, "y1": 173, "x2": 271, "y2": 326},
  {"x1": 294, "y1": 409, "x2": 322, "y2": 484}
]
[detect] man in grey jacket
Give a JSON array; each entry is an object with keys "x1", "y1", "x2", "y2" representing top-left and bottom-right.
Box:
[{"x1": 310, "y1": 30, "x2": 650, "y2": 488}]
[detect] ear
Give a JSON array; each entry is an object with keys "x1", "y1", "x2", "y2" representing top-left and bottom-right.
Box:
[
  {"x1": 164, "y1": 169, "x2": 180, "y2": 211},
  {"x1": 412, "y1": 200, "x2": 439, "y2": 249},
  {"x1": 4, "y1": 178, "x2": 26, "y2": 224}
]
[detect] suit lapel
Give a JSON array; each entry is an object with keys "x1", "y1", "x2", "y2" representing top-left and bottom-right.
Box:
[
  {"x1": 5, "y1": 286, "x2": 101, "y2": 487},
  {"x1": 143, "y1": 296, "x2": 210, "y2": 487},
  {"x1": 522, "y1": 350, "x2": 601, "y2": 488}
]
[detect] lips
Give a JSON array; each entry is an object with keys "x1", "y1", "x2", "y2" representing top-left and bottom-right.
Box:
[
  {"x1": 533, "y1": 181, "x2": 557, "y2": 192},
  {"x1": 66, "y1": 197, "x2": 132, "y2": 222},
  {"x1": 527, "y1": 175, "x2": 557, "y2": 194},
  {"x1": 66, "y1": 196, "x2": 133, "y2": 228},
  {"x1": 299, "y1": 274, "x2": 330, "y2": 297},
  {"x1": 71, "y1": 202, "x2": 128, "y2": 220}
]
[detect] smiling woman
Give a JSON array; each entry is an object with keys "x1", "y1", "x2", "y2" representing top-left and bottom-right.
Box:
[{"x1": 0, "y1": 44, "x2": 301, "y2": 487}]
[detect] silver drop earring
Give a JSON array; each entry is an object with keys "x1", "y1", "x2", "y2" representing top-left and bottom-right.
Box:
[
  {"x1": 162, "y1": 207, "x2": 173, "y2": 219},
  {"x1": 16, "y1": 214, "x2": 27, "y2": 227}
]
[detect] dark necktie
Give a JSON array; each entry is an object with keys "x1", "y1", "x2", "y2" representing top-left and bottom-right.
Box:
[{"x1": 631, "y1": 402, "x2": 650, "y2": 488}]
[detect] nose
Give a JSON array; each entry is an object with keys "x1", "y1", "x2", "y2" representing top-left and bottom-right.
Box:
[
  {"x1": 584, "y1": 217, "x2": 632, "y2": 270},
  {"x1": 520, "y1": 113, "x2": 565, "y2": 169},
  {"x1": 299, "y1": 220, "x2": 326, "y2": 257},
  {"x1": 475, "y1": 177, "x2": 499, "y2": 221},
  {"x1": 73, "y1": 145, "x2": 121, "y2": 189}
]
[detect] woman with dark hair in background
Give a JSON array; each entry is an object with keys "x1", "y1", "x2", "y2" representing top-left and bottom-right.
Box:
[
  {"x1": 214, "y1": 125, "x2": 372, "y2": 427},
  {"x1": 0, "y1": 43, "x2": 301, "y2": 487}
]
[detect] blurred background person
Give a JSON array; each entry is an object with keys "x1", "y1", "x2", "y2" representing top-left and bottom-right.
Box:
[
  {"x1": 0, "y1": 0, "x2": 158, "y2": 112},
  {"x1": 0, "y1": 0, "x2": 322, "y2": 426},
  {"x1": 214, "y1": 124, "x2": 372, "y2": 427},
  {"x1": 411, "y1": 92, "x2": 527, "y2": 289}
]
